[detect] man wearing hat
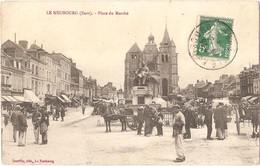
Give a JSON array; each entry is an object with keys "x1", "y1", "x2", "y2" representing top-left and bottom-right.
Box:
[
  {"x1": 202, "y1": 103, "x2": 214, "y2": 140},
  {"x1": 10, "y1": 105, "x2": 20, "y2": 143},
  {"x1": 16, "y1": 105, "x2": 28, "y2": 146},
  {"x1": 32, "y1": 106, "x2": 42, "y2": 144},
  {"x1": 137, "y1": 106, "x2": 144, "y2": 135},
  {"x1": 172, "y1": 105, "x2": 186, "y2": 162}
]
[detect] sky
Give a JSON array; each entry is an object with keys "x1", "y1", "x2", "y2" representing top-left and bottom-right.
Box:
[{"x1": 1, "y1": 1, "x2": 259, "y2": 89}]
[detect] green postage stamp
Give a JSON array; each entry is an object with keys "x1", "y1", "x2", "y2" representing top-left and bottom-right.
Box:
[{"x1": 188, "y1": 16, "x2": 238, "y2": 70}]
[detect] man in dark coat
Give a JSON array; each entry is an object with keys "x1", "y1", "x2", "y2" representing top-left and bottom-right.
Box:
[
  {"x1": 143, "y1": 105, "x2": 157, "y2": 137},
  {"x1": 202, "y1": 103, "x2": 213, "y2": 140},
  {"x1": 183, "y1": 104, "x2": 194, "y2": 139},
  {"x1": 10, "y1": 106, "x2": 20, "y2": 143},
  {"x1": 214, "y1": 102, "x2": 226, "y2": 140},
  {"x1": 32, "y1": 106, "x2": 42, "y2": 144},
  {"x1": 137, "y1": 106, "x2": 144, "y2": 135},
  {"x1": 17, "y1": 106, "x2": 28, "y2": 147},
  {"x1": 82, "y1": 103, "x2": 86, "y2": 115},
  {"x1": 40, "y1": 107, "x2": 49, "y2": 145},
  {"x1": 156, "y1": 110, "x2": 164, "y2": 136},
  {"x1": 60, "y1": 105, "x2": 65, "y2": 122}
]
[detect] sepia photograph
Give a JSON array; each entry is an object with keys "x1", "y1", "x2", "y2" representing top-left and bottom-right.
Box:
[{"x1": 1, "y1": 0, "x2": 259, "y2": 165}]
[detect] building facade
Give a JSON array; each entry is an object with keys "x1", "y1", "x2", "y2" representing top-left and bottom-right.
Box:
[
  {"x1": 124, "y1": 27, "x2": 179, "y2": 99},
  {"x1": 239, "y1": 65, "x2": 259, "y2": 97},
  {"x1": 50, "y1": 53, "x2": 71, "y2": 96}
]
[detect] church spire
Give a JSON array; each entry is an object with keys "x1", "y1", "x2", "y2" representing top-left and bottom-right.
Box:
[{"x1": 160, "y1": 27, "x2": 171, "y2": 46}]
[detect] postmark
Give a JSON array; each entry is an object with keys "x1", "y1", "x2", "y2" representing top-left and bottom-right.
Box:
[{"x1": 188, "y1": 16, "x2": 238, "y2": 70}]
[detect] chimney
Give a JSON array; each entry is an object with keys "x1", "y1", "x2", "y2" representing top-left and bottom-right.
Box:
[
  {"x1": 206, "y1": 79, "x2": 208, "y2": 83},
  {"x1": 244, "y1": 67, "x2": 247, "y2": 70},
  {"x1": 19, "y1": 40, "x2": 28, "y2": 49},
  {"x1": 41, "y1": 44, "x2": 43, "y2": 49},
  {"x1": 197, "y1": 80, "x2": 199, "y2": 83}
]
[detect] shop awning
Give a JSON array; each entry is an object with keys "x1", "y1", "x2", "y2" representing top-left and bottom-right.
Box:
[
  {"x1": 57, "y1": 96, "x2": 65, "y2": 103},
  {"x1": 61, "y1": 94, "x2": 71, "y2": 102},
  {"x1": 248, "y1": 97, "x2": 258, "y2": 102},
  {"x1": 2, "y1": 96, "x2": 18, "y2": 102},
  {"x1": 24, "y1": 90, "x2": 42, "y2": 103},
  {"x1": 13, "y1": 96, "x2": 31, "y2": 102},
  {"x1": 1, "y1": 97, "x2": 6, "y2": 102},
  {"x1": 242, "y1": 96, "x2": 252, "y2": 101}
]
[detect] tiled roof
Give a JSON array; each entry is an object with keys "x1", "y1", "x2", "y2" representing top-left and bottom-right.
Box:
[{"x1": 195, "y1": 80, "x2": 206, "y2": 88}]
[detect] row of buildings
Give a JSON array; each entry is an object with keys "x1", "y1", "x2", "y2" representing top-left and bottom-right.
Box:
[
  {"x1": 181, "y1": 64, "x2": 259, "y2": 102},
  {"x1": 1, "y1": 39, "x2": 118, "y2": 105}
]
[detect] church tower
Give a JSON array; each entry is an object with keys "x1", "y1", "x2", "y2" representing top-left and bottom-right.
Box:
[
  {"x1": 124, "y1": 43, "x2": 142, "y2": 98},
  {"x1": 124, "y1": 27, "x2": 179, "y2": 100},
  {"x1": 158, "y1": 27, "x2": 178, "y2": 97}
]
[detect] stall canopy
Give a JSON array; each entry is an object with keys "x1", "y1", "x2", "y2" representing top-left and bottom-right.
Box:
[
  {"x1": 152, "y1": 97, "x2": 167, "y2": 108},
  {"x1": 72, "y1": 97, "x2": 80, "y2": 103},
  {"x1": 61, "y1": 94, "x2": 71, "y2": 102},
  {"x1": 24, "y1": 90, "x2": 42, "y2": 103},
  {"x1": 57, "y1": 96, "x2": 65, "y2": 103}
]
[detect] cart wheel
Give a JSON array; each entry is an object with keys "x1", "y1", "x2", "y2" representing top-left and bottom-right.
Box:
[
  {"x1": 126, "y1": 116, "x2": 137, "y2": 130},
  {"x1": 235, "y1": 109, "x2": 240, "y2": 135}
]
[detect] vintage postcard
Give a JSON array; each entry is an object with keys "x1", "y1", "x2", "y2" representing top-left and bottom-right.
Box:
[{"x1": 1, "y1": 0, "x2": 259, "y2": 165}]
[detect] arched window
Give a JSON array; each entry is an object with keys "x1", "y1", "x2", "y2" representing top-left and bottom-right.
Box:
[
  {"x1": 161, "y1": 54, "x2": 164, "y2": 62},
  {"x1": 162, "y1": 78, "x2": 168, "y2": 96},
  {"x1": 165, "y1": 54, "x2": 168, "y2": 62}
]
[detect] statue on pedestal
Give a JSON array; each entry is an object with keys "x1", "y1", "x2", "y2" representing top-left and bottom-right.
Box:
[{"x1": 134, "y1": 63, "x2": 150, "y2": 86}]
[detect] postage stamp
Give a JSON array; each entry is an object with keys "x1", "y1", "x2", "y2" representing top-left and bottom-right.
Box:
[{"x1": 188, "y1": 16, "x2": 238, "y2": 70}]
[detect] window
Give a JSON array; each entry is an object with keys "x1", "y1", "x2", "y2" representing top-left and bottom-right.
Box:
[
  {"x1": 165, "y1": 54, "x2": 168, "y2": 62},
  {"x1": 32, "y1": 64, "x2": 34, "y2": 74},
  {"x1": 36, "y1": 66, "x2": 38, "y2": 75},
  {"x1": 6, "y1": 76, "x2": 9, "y2": 84},
  {"x1": 132, "y1": 54, "x2": 137, "y2": 59},
  {"x1": 162, "y1": 54, "x2": 164, "y2": 62},
  {"x1": 1, "y1": 75, "x2": 5, "y2": 84},
  {"x1": 1, "y1": 57, "x2": 5, "y2": 66}
]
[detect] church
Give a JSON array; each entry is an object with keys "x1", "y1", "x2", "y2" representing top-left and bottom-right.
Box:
[{"x1": 124, "y1": 27, "x2": 179, "y2": 100}]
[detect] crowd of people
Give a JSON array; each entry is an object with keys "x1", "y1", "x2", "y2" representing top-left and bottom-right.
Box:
[
  {"x1": 1, "y1": 103, "x2": 72, "y2": 147},
  {"x1": 134, "y1": 99, "x2": 259, "y2": 163},
  {"x1": 9, "y1": 105, "x2": 50, "y2": 146}
]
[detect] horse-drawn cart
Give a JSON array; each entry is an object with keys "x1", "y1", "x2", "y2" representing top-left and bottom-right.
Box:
[{"x1": 234, "y1": 102, "x2": 259, "y2": 136}]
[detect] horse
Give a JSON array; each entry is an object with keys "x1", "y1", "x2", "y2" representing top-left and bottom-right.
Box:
[
  {"x1": 250, "y1": 104, "x2": 259, "y2": 139},
  {"x1": 98, "y1": 102, "x2": 127, "y2": 132}
]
